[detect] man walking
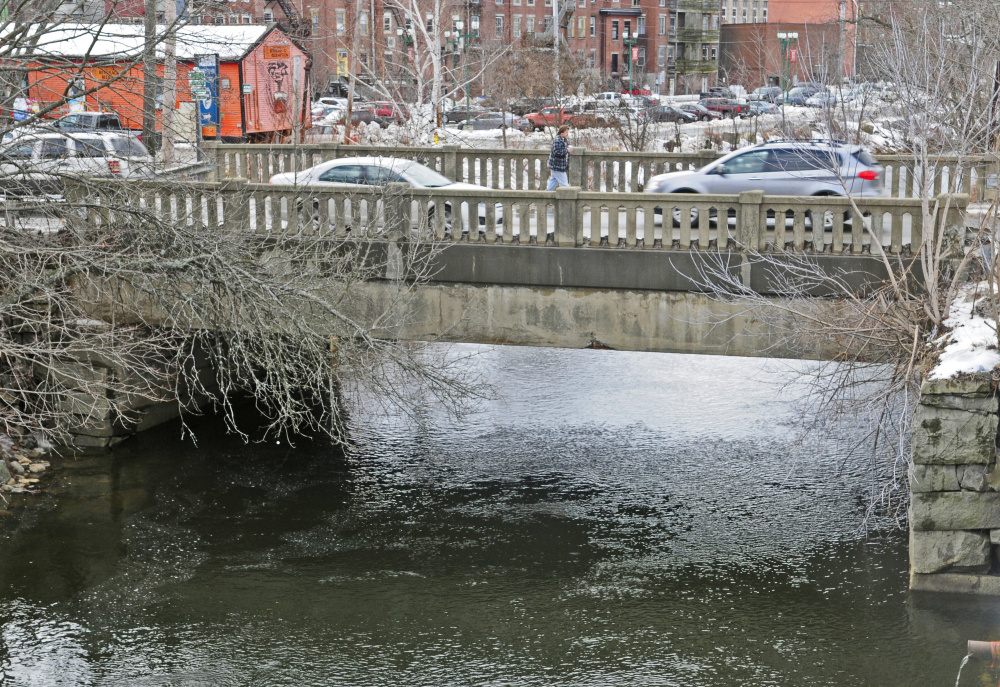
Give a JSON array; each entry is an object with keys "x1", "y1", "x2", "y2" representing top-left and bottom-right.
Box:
[{"x1": 546, "y1": 125, "x2": 572, "y2": 190}]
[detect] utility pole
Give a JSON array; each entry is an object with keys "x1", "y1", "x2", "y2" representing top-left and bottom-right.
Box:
[
  {"x1": 141, "y1": 0, "x2": 157, "y2": 156},
  {"x1": 553, "y1": 0, "x2": 560, "y2": 104},
  {"x1": 162, "y1": 0, "x2": 178, "y2": 166}
]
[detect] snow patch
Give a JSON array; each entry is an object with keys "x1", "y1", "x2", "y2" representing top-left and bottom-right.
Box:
[{"x1": 929, "y1": 284, "x2": 1000, "y2": 379}]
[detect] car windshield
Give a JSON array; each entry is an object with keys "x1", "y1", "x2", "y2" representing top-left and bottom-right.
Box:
[{"x1": 400, "y1": 162, "x2": 453, "y2": 188}]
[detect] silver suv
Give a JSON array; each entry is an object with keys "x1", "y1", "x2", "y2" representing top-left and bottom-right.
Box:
[{"x1": 645, "y1": 140, "x2": 885, "y2": 198}]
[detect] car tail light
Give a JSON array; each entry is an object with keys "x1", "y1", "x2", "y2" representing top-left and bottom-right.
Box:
[
  {"x1": 108, "y1": 159, "x2": 120, "y2": 175},
  {"x1": 858, "y1": 170, "x2": 878, "y2": 180}
]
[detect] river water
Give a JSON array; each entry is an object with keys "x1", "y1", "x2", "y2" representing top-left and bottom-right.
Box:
[{"x1": 0, "y1": 345, "x2": 997, "y2": 686}]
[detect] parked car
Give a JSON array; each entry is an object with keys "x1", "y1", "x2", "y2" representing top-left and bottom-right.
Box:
[
  {"x1": 699, "y1": 87, "x2": 735, "y2": 99},
  {"x1": 317, "y1": 96, "x2": 350, "y2": 109},
  {"x1": 678, "y1": 103, "x2": 722, "y2": 121},
  {"x1": 364, "y1": 101, "x2": 409, "y2": 122},
  {"x1": 647, "y1": 105, "x2": 697, "y2": 123},
  {"x1": 644, "y1": 140, "x2": 885, "y2": 197},
  {"x1": 524, "y1": 107, "x2": 579, "y2": 131},
  {"x1": 784, "y1": 85, "x2": 823, "y2": 105},
  {"x1": 0, "y1": 131, "x2": 153, "y2": 195},
  {"x1": 698, "y1": 98, "x2": 746, "y2": 118},
  {"x1": 444, "y1": 104, "x2": 490, "y2": 123},
  {"x1": 344, "y1": 110, "x2": 390, "y2": 128},
  {"x1": 805, "y1": 90, "x2": 838, "y2": 108},
  {"x1": 268, "y1": 156, "x2": 503, "y2": 233},
  {"x1": 745, "y1": 100, "x2": 781, "y2": 116},
  {"x1": 467, "y1": 112, "x2": 523, "y2": 130},
  {"x1": 53, "y1": 111, "x2": 125, "y2": 132},
  {"x1": 748, "y1": 86, "x2": 784, "y2": 103}
]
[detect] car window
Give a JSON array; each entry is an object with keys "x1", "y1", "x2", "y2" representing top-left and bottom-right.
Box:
[
  {"x1": 399, "y1": 162, "x2": 452, "y2": 188},
  {"x1": 365, "y1": 165, "x2": 406, "y2": 185},
  {"x1": 854, "y1": 150, "x2": 878, "y2": 166},
  {"x1": 58, "y1": 115, "x2": 78, "y2": 127},
  {"x1": 722, "y1": 151, "x2": 771, "y2": 174},
  {"x1": 107, "y1": 136, "x2": 147, "y2": 157},
  {"x1": 771, "y1": 148, "x2": 839, "y2": 172},
  {"x1": 2, "y1": 143, "x2": 34, "y2": 160},
  {"x1": 73, "y1": 136, "x2": 105, "y2": 157},
  {"x1": 318, "y1": 164, "x2": 366, "y2": 184},
  {"x1": 40, "y1": 137, "x2": 71, "y2": 159},
  {"x1": 96, "y1": 116, "x2": 121, "y2": 129}
]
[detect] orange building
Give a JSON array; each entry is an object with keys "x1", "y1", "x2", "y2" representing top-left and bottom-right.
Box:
[{"x1": 24, "y1": 23, "x2": 311, "y2": 141}]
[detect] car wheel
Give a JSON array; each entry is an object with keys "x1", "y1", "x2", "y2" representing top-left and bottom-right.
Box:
[
  {"x1": 668, "y1": 190, "x2": 701, "y2": 228},
  {"x1": 700, "y1": 115, "x2": 710, "y2": 122}
]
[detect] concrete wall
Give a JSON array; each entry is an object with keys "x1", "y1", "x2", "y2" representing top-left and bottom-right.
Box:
[{"x1": 909, "y1": 378, "x2": 1000, "y2": 595}]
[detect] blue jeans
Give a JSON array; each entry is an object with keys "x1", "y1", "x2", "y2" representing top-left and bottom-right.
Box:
[{"x1": 546, "y1": 169, "x2": 569, "y2": 190}]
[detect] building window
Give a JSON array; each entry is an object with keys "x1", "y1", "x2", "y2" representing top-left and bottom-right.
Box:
[
  {"x1": 579, "y1": 0, "x2": 585, "y2": 6},
  {"x1": 471, "y1": 15, "x2": 480, "y2": 35},
  {"x1": 657, "y1": 45, "x2": 665, "y2": 66},
  {"x1": 589, "y1": 16, "x2": 595, "y2": 35},
  {"x1": 638, "y1": 15, "x2": 645, "y2": 34},
  {"x1": 336, "y1": 9, "x2": 345, "y2": 34},
  {"x1": 384, "y1": 14, "x2": 391, "y2": 32},
  {"x1": 495, "y1": 15, "x2": 503, "y2": 37},
  {"x1": 624, "y1": 19, "x2": 630, "y2": 37},
  {"x1": 514, "y1": 0, "x2": 521, "y2": 6},
  {"x1": 514, "y1": 15, "x2": 521, "y2": 36},
  {"x1": 263, "y1": 9, "x2": 273, "y2": 21},
  {"x1": 243, "y1": 13, "x2": 251, "y2": 23},
  {"x1": 360, "y1": 11, "x2": 369, "y2": 34},
  {"x1": 670, "y1": 14, "x2": 676, "y2": 28},
  {"x1": 587, "y1": 49, "x2": 596, "y2": 67},
  {"x1": 701, "y1": 44, "x2": 709, "y2": 59},
  {"x1": 712, "y1": 13, "x2": 718, "y2": 28},
  {"x1": 527, "y1": 0, "x2": 534, "y2": 6},
  {"x1": 741, "y1": 6, "x2": 747, "y2": 20},
  {"x1": 544, "y1": 15, "x2": 552, "y2": 31},
  {"x1": 386, "y1": 35, "x2": 395, "y2": 50},
  {"x1": 426, "y1": 13, "x2": 433, "y2": 31},
  {"x1": 578, "y1": 17, "x2": 585, "y2": 35},
  {"x1": 215, "y1": 15, "x2": 224, "y2": 23},
  {"x1": 527, "y1": 15, "x2": 535, "y2": 32},
  {"x1": 658, "y1": 14, "x2": 665, "y2": 33},
  {"x1": 659, "y1": 0, "x2": 665, "y2": 6},
  {"x1": 668, "y1": 45, "x2": 674, "y2": 60},
  {"x1": 567, "y1": 17, "x2": 573, "y2": 36},
  {"x1": 752, "y1": 8, "x2": 757, "y2": 21},
  {"x1": 228, "y1": 13, "x2": 238, "y2": 23},
  {"x1": 612, "y1": 20, "x2": 618, "y2": 39},
  {"x1": 632, "y1": 0, "x2": 640, "y2": 5},
  {"x1": 638, "y1": 46, "x2": 645, "y2": 67},
  {"x1": 545, "y1": 0, "x2": 552, "y2": 6},
  {"x1": 762, "y1": 8, "x2": 767, "y2": 20}
]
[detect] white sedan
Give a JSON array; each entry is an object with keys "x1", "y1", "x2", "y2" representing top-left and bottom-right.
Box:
[{"x1": 269, "y1": 156, "x2": 502, "y2": 234}]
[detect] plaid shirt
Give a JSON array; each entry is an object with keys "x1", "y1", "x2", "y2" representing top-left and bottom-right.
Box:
[{"x1": 548, "y1": 136, "x2": 570, "y2": 172}]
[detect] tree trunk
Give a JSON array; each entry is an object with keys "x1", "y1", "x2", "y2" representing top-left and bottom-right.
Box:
[
  {"x1": 142, "y1": 0, "x2": 157, "y2": 156},
  {"x1": 162, "y1": 0, "x2": 177, "y2": 166}
]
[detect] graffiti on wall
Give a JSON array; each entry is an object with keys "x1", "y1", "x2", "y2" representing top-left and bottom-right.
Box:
[{"x1": 260, "y1": 44, "x2": 292, "y2": 115}]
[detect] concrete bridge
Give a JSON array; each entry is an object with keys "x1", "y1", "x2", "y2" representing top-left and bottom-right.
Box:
[
  {"x1": 62, "y1": 171, "x2": 993, "y2": 598},
  {"x1": 105, "y1": 174, "x2": 963, "y2": 360}
]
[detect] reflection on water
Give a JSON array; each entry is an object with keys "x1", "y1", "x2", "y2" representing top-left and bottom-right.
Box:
[{"x1": 0, "y1": 345, "x2": 997, "y2": 686}]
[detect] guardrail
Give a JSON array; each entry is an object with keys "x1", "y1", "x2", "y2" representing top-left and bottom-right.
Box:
[
  {"x1": 202, "y1": 142, "x2": 999, "y2": 201},
  {"x1": 83, "y1": 179, "x2": 963, "y2": 257}
]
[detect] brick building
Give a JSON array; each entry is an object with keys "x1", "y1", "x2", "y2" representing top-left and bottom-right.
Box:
[{"x1": 717, "y1": 0, "x2": 856, "y2": 89}]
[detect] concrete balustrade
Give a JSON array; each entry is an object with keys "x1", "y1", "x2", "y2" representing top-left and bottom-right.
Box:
[
  {"x1": 202, "y1": 141, "x2": 999, "y2": 200},
  {"x1": 107, "y1": 179, "x2": 964, "y2": 259}
]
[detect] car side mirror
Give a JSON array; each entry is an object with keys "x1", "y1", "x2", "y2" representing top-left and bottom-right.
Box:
[{"x1": 715, "y1": 164, "x2": 726, "y2": 176}]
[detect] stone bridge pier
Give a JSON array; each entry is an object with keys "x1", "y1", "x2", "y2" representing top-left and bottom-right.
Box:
[{"x1": 909, "y1": 378, "x2": 1000, "y2": 594}]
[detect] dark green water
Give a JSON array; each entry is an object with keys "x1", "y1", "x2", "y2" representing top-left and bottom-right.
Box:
[{"x1": 0, "y1": 345, "x2": 997, "y2": 686}]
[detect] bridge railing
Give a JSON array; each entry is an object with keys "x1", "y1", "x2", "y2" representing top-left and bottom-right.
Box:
[
  {"x1": 202, "y1": 142, "x2": 999, "y2": 200},
  {"x1": 100, "y1": 180, "x2": 963, "y2": 256}
]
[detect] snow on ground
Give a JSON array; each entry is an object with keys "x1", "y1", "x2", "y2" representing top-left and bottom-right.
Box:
[{"x1": 929, "y1": 283, "x2": 1000, "y2": 379}]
